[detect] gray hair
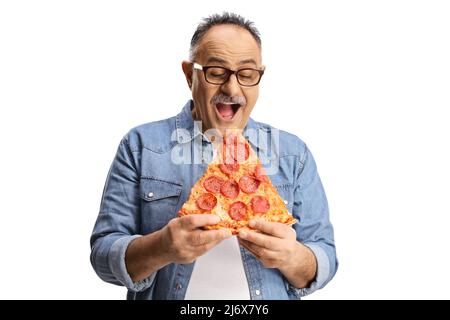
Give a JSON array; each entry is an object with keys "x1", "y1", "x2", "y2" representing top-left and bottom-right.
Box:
[{"x1": 189, "y1": 12, "x2": 262, "y2": 60}]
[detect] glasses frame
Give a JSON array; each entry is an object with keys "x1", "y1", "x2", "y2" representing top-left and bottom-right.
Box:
[{"x1": 192, "y1": 62, "x2": 264, "y2": 87}]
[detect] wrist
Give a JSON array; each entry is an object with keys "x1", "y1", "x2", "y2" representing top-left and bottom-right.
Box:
[
  {"x1": 278, "y1": 242, "x2": 317, "y2": 289},
  {"x1": 143, "y1": 229, "x2": 172, "y2": 268},
  {"x1": 279, "y1": 242, "x2": 303, "y2": 274}
]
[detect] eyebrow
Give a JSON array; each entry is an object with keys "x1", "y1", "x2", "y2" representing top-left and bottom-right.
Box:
[
  {"x1": 206, "y1": 57, "x2": 257, "y2": 67},
  {"x1": 206, "y1": 57, "x2": 228, "y2": 65},
  {"x1": 239, "y1": 59, "x2": 257, "y2": 66}
]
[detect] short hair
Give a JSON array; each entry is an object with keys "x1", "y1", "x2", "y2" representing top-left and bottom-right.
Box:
[{"x1": 189, "y1": 12, "x2": 262, "y2": 60}]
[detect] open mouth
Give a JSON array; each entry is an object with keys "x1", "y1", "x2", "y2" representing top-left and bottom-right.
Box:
[{"x1": 215, "y1": 102, "x2": 242, "y2": 121}]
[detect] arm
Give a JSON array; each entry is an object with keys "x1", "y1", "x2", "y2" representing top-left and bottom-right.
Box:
[
  {"x1": 90, "y1": 137, "x2": 153, "y2": 291},
  {"x1": 290, "y1": 145, "x2": 338, "y2": 296},
  {"x1": 90, "y1": 137, "x2": 230, "y2": 290},
  {"x1": 125, "y1": 215, "x2": 231, "y2": 283},
  {"x1": 276, "y1": 240, "x2": 317, "y2": 289}
]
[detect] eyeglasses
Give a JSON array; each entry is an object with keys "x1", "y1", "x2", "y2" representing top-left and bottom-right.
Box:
[{"x1": 192, "y1": 62, "x2": 264, "y2": 87}]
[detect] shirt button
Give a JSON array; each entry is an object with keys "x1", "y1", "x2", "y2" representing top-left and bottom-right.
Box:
[
  {"x1": 176, "y1": 283, "x2": 182, "y2": 290},
  {"x1": 148, "y1": 192, "x2": 154, "y2": 198},
  {"x1": 255, "y1": 289, "x2": 261, "y2": 296}
]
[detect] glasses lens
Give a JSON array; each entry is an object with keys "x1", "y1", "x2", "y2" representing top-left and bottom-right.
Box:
[
  {"x1": 205, "y1": 67, "x2": 229, "y2": 84},
  {"x1": 237, "y1": 69, "x2": 260, "y2": 86}
]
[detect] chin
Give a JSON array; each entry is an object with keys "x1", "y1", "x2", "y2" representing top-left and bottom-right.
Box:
[{"x1": 218, "y1": 119, "x2": 243, "y2": 131}]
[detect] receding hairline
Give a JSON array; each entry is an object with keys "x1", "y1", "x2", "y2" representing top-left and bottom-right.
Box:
[
  {"x1": 189, "y1": 12, "x2": 262, "y2": 61},
  {"x1": 205, "y1": 56, "x2": 258, "y2": 67},
  {"x1": 194, "y1": 26, "x2": 262, "y2": 63}
]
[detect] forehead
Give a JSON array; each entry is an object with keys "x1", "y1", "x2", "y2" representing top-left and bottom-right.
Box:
[{"x1": 196, "y1": 24, "x2": 262, "y2": 65}]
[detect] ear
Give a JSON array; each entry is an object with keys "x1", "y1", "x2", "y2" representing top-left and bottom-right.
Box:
[{"x1": 181, "y1": 60, "x2": 193, "y2": 89}]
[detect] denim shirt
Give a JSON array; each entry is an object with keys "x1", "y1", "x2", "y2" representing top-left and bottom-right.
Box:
[{"x1": 90, "y1": 100, "x2": 338, "y2": 300}]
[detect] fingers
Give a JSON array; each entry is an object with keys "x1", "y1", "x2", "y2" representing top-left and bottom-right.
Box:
[
  {"x1": 191, "y1": 230, "x2": 233, "y2": 256},
  {"x1": 200, "y1": 235, "x2": 230, "y2": 253},
  {"x1": 189, "y1": 229, "x2": 232, "y2": 246},
  {"x1": 178, "y1": 214, "x2": 220, "y2": 230},
  {"x1": 248, "y1": 219, "x2": 294, "y2": 239},
  {"x1": 238, "y1": 238, "x2": 278, "y2": 260},
  {"x1": 238, "y1": 238, "x2": 260, "y2": 258},
  {"x1": 238, "y1": 229, "x2": 282, "y2": 250}
]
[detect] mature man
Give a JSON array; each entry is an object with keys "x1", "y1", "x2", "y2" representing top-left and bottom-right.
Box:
[{"x1": 91, "y1": 12, "x2": 337, "y2": 300}]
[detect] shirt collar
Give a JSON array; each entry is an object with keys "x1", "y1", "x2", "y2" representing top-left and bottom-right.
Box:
[
  {"x1": 175, "y1": 100, "x2": 203, "y2": 144},
  {"x1": 175, "y1": 99, "x2": 267, "y2": 151}
]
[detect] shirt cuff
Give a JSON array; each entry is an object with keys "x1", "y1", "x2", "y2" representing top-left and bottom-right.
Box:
[
  {"x1": 286, "y1": 242, "x2": 331, "y2": 298},
  {"x1": 108, "y1": 235, "x2": 156, "y2": 292}
]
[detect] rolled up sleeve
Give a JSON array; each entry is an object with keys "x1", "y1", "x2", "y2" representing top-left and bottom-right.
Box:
[
  {"x1": 90, "y1": 136, "x2": 156, "y2": 292},
  {"x1": 108, "y1": 235, "x2": 156, "y2": 291},
  {"x1": 287, "y1": 242, "x2": 332, "y2": 298},
  {"x1": 287, "y1": 146, "x2": 338, "y2": 298}
]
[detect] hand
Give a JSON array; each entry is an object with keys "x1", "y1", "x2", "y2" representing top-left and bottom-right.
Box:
[
  {"x1": 238, "y1": 219, "x2": 317, "y2": 288},
  {"x1": 160, "y1": 214, "x2": 232, "y2": 264},
  {"x1": 238, "y1": 219, "x2": 298, "y2": 269}
]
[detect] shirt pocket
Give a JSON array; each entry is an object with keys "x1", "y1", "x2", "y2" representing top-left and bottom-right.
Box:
[{"x1": 139, "y1": 177, "x2": 183, "y2": 233}]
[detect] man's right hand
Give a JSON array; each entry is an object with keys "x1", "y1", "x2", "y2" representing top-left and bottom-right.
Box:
[
  {"x1": 125, "y1": 214, "x2": 231, "y2": 282},
  {"x1": 160, "y1": 214, "x2": 232, "y2": 264}
]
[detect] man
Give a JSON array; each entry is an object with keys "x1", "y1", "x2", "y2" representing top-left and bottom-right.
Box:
[{"x1": 90, "y1": 12, "x2": 337, "y2": 300}]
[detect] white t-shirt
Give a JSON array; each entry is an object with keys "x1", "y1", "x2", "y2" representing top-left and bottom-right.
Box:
[{"x1": 184, "y1": 236, "x2": 251, "y2": 300}]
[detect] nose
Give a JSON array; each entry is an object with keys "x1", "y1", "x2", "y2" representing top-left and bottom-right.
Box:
[{"x1": 220, "y1": 73, "x2": 243, "y2": 97}]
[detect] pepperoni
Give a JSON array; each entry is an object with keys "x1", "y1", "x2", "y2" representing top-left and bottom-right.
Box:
[
  {"x1": 219, "y1": 163, "x2": 240, "y2": 176},
  {"x1": 220, "y1": 180, "x2": 239, "y2": 199},
  {"x1": 203, "y1": 175, "x2": 225, "y2": 194},
  {"x1": 250, "y1": 196, "x2": 270, "y2": 214},
  {"x1": 254, "y1": 165, "x2": 269, "y2": 183},
  {"x1": 222, "y1": 149, "x2": 234, "y2": 164},
  {"x1": 224, "y1": 134, "x2": 238, "y2": 146},
  {"x1": 239, "y1": 175, "x2": 260, "y2": 193},
  {"x1": 233, "y1": 142, "x2": 249, "y2": 162},
  {"x1": 222, "y1": 134, "x2": 250, "y2": 163},
  {"x1": 229, "y1": 201, "x2": 248, "y2": 221},
  {"x1": 222, "y1": 135, "x2": 236, "y2": 159},
  {"x1": 228, "y1": 134, "x2": 239, "y2": 143},
  {"x1": 196, "y1": 193, "x2": 217, "y2": 211},
  {"x1": 222, "y1": 139, "x2": 236, "y2": 164}
]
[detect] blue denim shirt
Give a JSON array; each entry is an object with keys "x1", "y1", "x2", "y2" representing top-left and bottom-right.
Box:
[{"x1": 90, "y1": 100, "x2": 338, "y2": 300}]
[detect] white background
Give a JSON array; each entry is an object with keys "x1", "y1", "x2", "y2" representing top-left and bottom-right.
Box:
[{"x1": 1, "y1": 0, "x2": 449, "y2": 299}]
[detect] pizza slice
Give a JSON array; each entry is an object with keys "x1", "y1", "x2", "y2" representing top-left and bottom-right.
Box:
[{"x1": 178, "y1": 131, "x2": 296, "y2": 235}]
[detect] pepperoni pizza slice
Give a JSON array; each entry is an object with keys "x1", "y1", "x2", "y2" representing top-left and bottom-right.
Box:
[{"x1": 178, "y1": 132, "x2": 297, "y2": 234}]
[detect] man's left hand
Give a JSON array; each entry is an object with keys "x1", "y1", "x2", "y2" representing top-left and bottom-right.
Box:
[{"x1": 238, "y1": 219, "x2": 317, "y2": 288}]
